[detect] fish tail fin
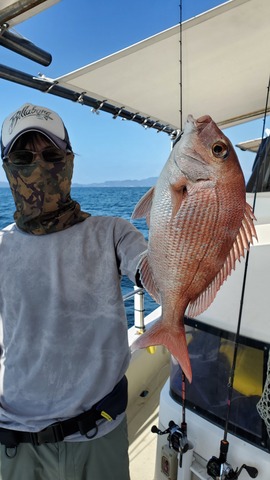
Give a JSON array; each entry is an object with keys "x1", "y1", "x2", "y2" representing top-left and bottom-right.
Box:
[{"x1": 131, "y1": 318, "x2": 192, "y2": 383}]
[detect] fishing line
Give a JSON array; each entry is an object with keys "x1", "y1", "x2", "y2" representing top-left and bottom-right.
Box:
[
  {"x1": 179, "y1": 0, "x2": 183, "y2": 131},
  {"x1": 223, "y1": 74, "x2": 270, "y2": 444},
  {"x1": 178, "y1": 0, "x2": 187, "y2": 437},
  {"x1": 252, "y1": 74, "x2": 270, "y2": 210}
]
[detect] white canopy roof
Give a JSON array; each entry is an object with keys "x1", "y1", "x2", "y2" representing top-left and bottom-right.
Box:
[
  {"x1": 0, "y1": 0, "x2": 60, "y2": 26},
  {"x1": 57, "y1": 0, "x2": 270, "y2": 131},
  {"x1": 236, "y1": 138, "x2": 262, "y2": 153}
]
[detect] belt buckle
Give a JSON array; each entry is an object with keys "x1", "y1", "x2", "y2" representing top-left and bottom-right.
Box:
[{"x1": 33, "y1": 423, "x2": 65, "y2": 445}]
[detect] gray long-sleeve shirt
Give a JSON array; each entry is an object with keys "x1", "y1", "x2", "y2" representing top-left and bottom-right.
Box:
[{"x1": 0, "y1": 216, "x2": 147, "y2": 440}]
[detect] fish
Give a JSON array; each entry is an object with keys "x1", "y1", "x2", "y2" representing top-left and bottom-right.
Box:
[{"x1": 131, "y1": 114, "x2": 257, "y2": 383}]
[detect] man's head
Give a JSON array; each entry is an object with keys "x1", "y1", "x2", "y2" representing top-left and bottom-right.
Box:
[
  {"x1": 1, "y1": 103, "x2": 89, "y2": 234},
  {"x1": 1, "y1": 103, "x2": 72, "y2": 158}
]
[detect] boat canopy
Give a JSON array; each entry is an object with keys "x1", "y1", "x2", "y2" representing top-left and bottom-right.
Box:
[
  {"x1": 0, "y1": 0, "x2": 60, "y2": 26},
  {"x1": 56, "y1": 0, "x2": 270, "y2": 131},
  {"x1": 1, "y1": 0, "x2": 269, "y2": 133},
  {"x1": 236, "y1": 139, "x2": 262, "y2": 153},
  {"x1": 0, "y1": 1, "x2": 60, "y2": 65}
]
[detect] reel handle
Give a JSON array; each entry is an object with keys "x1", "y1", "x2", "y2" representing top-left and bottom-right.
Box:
[{"x1": 237, "y1": 464, "x2": 258, "y2": 479}]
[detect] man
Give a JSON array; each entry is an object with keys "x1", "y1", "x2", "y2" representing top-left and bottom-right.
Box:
[{"x1": 0, "y1": 103, "x2": 147, "y2": 479}]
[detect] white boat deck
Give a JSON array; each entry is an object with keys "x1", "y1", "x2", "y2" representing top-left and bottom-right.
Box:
[
  {"x1": 126, "y1": 344, "x2": 170, "y2": 480},
  {"x1": 128, "y1": 389, "x2": 160, "y2": 480}
]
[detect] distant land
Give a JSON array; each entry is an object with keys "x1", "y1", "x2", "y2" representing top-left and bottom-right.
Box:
[
  {"x1": 0, "y1": 177, "x2": 157, "y2": 188},
  {"x1": 72, "y1": 177, "x2": 157, "y2": 188}
]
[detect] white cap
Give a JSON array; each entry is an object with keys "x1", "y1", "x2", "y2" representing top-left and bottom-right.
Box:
[{"x1": 1, "y1": 103, "x2": 72, "y2": 157}]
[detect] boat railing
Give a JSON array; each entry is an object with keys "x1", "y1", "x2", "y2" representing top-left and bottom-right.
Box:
[{"x1": 123, "y1": 287, "x2": 145, "y2": 333}]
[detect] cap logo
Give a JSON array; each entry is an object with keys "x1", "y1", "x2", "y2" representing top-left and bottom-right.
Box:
[{"x1": 8, "y1": 105, "x2": 54, "y2": 135}]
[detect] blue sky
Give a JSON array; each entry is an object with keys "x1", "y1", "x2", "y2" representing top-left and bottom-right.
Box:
[{"x1": 0, "y1": 0, "x2": 267, "y2": 184}]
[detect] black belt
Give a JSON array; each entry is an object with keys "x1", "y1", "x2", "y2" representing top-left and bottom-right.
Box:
[
  {"x1": 0, "y1": 406, "x2": 102, "y2": 448},
  {"x1": 0, "y1": 376, "x2": 128, "y2": 448}
]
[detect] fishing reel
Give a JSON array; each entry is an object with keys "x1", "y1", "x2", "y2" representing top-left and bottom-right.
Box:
[
  {"x1": 152, "y1": 420, "x2": 189, "y2": 458},
  {"x1": 207, "y1": 457, "x2": 258, "y2": 480},
  {"x1": 207, "y1": 440, "x2": 258, "y2": 480}
]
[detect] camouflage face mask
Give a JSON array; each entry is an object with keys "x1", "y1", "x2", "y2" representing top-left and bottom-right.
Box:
[{"x1": 3, "y1": 154, "x2": 90, "y2": 235}]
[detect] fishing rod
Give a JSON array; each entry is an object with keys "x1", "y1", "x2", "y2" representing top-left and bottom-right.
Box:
[
  {"x1": 178, "y1": 1, "x2": 188, "y2": 460},
  {"x1": 151, "y1": 3, "x2": 190, "y2": 468},
  {"x1": 224, "y1": 75, "x2": 270, "y2": 439},
  {"x1": 251, "y1": 74, "x2": 270, "y2": 208},
  {"x1": 179, "y1": 0, "x2": 183, "y2": 131},
  {"x1": 207, "y1": 76, "x2": 270, "y2": 480}
]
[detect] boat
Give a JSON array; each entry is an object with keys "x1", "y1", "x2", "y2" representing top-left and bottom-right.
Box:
[{"x1": 1, "y1": 1, "x2": 270, "y2": 479}]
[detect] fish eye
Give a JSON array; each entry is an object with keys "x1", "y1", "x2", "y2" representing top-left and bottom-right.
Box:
[{"x1": 212, "y1": 142, "x2": 229, "y2": 159}]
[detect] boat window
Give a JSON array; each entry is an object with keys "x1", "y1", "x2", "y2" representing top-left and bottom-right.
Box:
[{"x1": 170, "y1": 317, "x2": 270, "y2": 451}]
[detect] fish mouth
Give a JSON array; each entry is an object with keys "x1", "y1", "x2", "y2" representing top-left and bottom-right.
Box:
[{"x1": 174, "y1": 114, "x2": 213, "y2": 181}]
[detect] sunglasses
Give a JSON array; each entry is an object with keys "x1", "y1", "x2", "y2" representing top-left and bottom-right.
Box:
[{"x1": 3, "y1": 147, "x2": 71, "y2": 166}]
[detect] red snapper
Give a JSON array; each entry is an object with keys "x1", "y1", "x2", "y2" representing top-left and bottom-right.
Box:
[{"x1": 131, "y1": 114, "x2": 257, "y2": 382}]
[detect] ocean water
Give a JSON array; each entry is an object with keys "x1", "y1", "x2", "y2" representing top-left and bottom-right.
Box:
[{"x1": 0, "y1": 186, "x2": 158, "y2": 328}]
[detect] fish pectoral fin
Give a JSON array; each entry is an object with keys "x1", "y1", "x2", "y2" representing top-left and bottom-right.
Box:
[
  {"x1": 131, "y1": 319, "x2": 192, "y2": 383},
  {"x1": 170, "y1": 178, "x2": 187, "y2": 218},
  {"x1": 188, "y1": 202, "x2": 257, "y2": 318},
  {"x1": 138, "y1": 253, "x2": 161, "y2": 304},
  {"x1": 131, "y1": 186, "x2": 155, "y2": 225}
]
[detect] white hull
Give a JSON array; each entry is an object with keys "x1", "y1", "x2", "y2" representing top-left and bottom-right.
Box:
[
  {"x1": 156, "y1": 382, "x2": 269, "y2": 480},
  {"x1": 127, "y1": 192, "x2": 270, "y2": 479}
]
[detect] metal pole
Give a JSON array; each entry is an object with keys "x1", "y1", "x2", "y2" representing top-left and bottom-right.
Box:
[
  {"x1": 0, "y1": 27, "x2": 52, "y2": 66},
  {"x1": 0, "y1": 64, "x2": 177, "y2": 136},
  {"x1": 0, "y1": 0, "x2": 49, "y2": 25},
  {"x1": 134, "y1": 286, "x2": 145, "y2": 333}
]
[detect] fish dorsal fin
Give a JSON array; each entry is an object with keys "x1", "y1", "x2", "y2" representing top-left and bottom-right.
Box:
[
  {"x1": 188, "y1": 202, "x2": 257, "y2": 318},
  {"x1": 131, "y1": 186, "x2": 155, "y2": 225},
  {"x1": 138, "y1": 252, "x2": 161, "y2": 305}
]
